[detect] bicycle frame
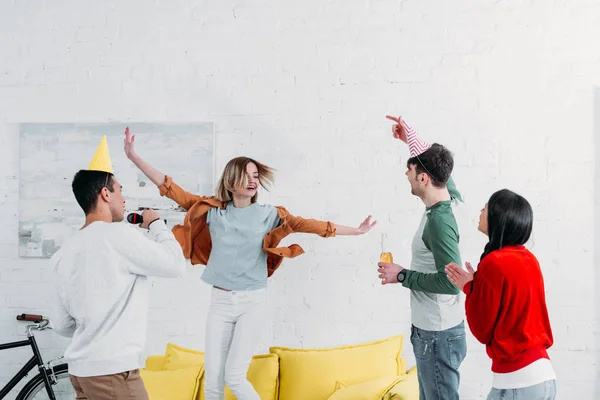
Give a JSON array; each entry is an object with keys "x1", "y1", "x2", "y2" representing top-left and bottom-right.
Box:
[{"x1": 0, "y1": 333, "x2": 56, "y2": 400}]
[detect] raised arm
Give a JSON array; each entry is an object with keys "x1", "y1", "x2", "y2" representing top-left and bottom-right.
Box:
[
  {"x1": 386, "y1": 115, "x2": 462, "y2": 202},
  {"x1": 124, "y1": 127, "x2": 204, "y2": 210},
  {"x1": 124, "y1": 127, "x2": 166, "y2": 187},
  {"x1": 386, "y1": 115, "x2": 430, "y2": 157}
]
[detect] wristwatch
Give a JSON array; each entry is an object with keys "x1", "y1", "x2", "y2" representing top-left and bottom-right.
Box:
[{"x1": 397, "y1": 270, "x2": 406, "y2": 283}]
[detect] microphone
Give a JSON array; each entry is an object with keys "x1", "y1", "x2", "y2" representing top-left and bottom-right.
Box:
[
  {"x1": 126, "y1": 213, "x2": 167, "y2": 225},
  {"x1": 127, "y1": 213, "x2": 143, "y2": 224}
]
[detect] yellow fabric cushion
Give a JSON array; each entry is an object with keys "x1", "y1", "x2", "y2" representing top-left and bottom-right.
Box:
[
  {"x1": 223, "y1": 354, "x2": 279, "y2": 400},
  {"x1": 398, "y1": 356, "x2": 406, "y2": 376},
  {"x1": 327, "y1": 375, "x2": 406, "y2": 400},
  {"x1": 164, "y1": 342, "x2": 205, "y2": 370},
  {"x1": 145, "y1": 355, "x2": 167, "y2": 371},
  {"x1": 159, "y1": 344, "x2": 277, "y2": 400},
  {"x1": 383, "y1": 367, "x2": 419, "y2": 400},
  {"x1": 270, "y1": 335, "x2": 404, "y2": 400},
  {"x1": 140, "y1": 365, "x2": 204, "y2": 400}
]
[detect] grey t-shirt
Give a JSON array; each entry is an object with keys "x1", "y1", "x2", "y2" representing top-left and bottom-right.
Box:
[{"x1": 202, "y1": 202, "x2": 281, "y2": 291}]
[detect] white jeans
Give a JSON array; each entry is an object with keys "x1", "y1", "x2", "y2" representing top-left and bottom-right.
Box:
[{"x1": 204, "y1": 287, "x2": 268, "y2": 400}]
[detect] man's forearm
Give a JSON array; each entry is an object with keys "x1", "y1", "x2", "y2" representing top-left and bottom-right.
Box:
[{"x1": 402, "y1": 269, "x2": 460, "y2": 295}]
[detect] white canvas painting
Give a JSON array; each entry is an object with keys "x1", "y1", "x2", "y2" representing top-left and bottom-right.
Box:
[{"x1": 19, "y1": 123, "x2": 215, "y2": 258}]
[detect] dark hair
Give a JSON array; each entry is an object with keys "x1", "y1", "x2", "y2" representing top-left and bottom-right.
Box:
[
  {"x1": 406, "y1": 143, "x2": 454, "y2": 188},
  {"x1": 480, "y1": 189, "x2": 533, "y2": 261},
  {"x1": 71, "y1": 170, "x2": 115, "y2": 215}
]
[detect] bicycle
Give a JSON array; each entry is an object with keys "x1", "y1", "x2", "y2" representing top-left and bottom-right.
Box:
[{"x1": 0, "y1": 313, "x2": 74, "y2": 400}]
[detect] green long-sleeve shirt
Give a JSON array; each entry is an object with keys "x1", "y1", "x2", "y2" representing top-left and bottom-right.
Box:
[{"x1": 403, "y1": 200, "x2": 463, "y2": 330}]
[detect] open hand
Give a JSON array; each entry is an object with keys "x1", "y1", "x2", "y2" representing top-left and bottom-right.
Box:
[
  {"x1": 377, "y1": 262, "x2": 403, "y2": 285},
  {"x1": 356, "y1": 215, "x2": 377, "y2": 235},
  {"x1": 445, "y1": 262, "x2": 475, "y2": 291},
  {"x1": 124, "y1": 127, "x2": 137, "y2": 160},
  {"x1": 385, "y1": 115, "x2": 408, "y2": 144}
]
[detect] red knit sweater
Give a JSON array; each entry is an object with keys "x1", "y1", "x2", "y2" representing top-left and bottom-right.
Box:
[{"x1": 463, "y1": 246, "x2": 553, "y2": 373}]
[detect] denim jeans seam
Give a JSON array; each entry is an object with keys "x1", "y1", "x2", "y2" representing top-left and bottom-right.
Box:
[
  {"x1": 447, "y1": 334, "x2": 466, "y2": 369},
  {"x1": 434, "y1": 338, "x2": 443, "y2": 399}
]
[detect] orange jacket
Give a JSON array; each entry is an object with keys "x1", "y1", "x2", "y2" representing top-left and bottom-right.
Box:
[{"x1": 158, "y1": 176, "x2": 336, "y2": 277}]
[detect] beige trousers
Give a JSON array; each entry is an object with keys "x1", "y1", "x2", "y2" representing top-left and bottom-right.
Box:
[{"x1": 69, "y1": 369, "x2": 149, "y2": 400}]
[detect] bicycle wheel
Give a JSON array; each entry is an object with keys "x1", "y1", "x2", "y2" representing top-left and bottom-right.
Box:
[{"x1": 16, "y1": 363, "x2": 75, "y2": 400}]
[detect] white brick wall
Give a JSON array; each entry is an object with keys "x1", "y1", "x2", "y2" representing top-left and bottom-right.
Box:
[{"x1": 1, "y1": 1, "x2": 599, "y2": 398}]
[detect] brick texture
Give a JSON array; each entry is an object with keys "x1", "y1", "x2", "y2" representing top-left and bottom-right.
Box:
[{"x1": 1, "y1": 1, "x2": 600, "y2": 398}]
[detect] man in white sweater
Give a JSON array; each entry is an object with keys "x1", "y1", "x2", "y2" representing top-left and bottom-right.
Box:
[{"x1": 50, "y1": 162, "x2": 185, "y2": 398}]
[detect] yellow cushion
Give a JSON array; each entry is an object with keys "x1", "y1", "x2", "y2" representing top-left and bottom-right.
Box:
[
  {"x1": 223, "y1": 354, "x2": 279, "y2": 400},
  {"x1": 164, "y1": 342, "x2": 205, "y2": 370},
  {"x1": 145, "y1": 355, "x2": 167, "y2": 371},
  {"x1": 140, "y1": 365, "x2": 204, "y2": 400},
  {"x1": 398, "y1": 356, "x2": 406, "y2": 375},
  {"x1": 270, "y1": 335, "x2": 404, "y2": 400},
  {"x1": 383, "y1": 367, "x2": 419, "y2": 400},
  {"x1": 327, "y1": 375, "x2": 406, "y2": 400},
  {"x1": 162, "y1": 343, "x2": 278, "y2": 400}
]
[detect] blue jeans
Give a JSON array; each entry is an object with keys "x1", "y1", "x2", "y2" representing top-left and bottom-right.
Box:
[
  {"x1": 410, "y1": 321, "x2": 467, "y2": 400},
  {"x1": 487, "y1": 380, "x2": 556, "y2": 399}
]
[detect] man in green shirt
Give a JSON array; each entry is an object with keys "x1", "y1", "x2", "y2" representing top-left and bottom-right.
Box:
[{"x1": 378, "y1": 116, "x2": 466, "y2": 400}]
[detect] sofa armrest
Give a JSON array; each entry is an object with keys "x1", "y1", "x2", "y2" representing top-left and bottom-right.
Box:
[
  {"x1": 145, "y1": 355, "x2": 167, "y2": 371},
  {"x1": 384, "y1": 367, "x2": 419, "y2": 400}
]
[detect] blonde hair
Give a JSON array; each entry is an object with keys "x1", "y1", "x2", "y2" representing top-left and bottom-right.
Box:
[{"x1": 216, "y1": 157, "x2": 275, "y2": 203}]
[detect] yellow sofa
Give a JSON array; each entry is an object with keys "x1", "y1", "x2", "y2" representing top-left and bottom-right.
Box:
[{"x1": 140, "y1": 335, "x2": 419, "y2": 400}]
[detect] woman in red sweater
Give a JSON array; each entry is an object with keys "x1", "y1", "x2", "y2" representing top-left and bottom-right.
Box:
[{"x1": 445, "y1": 189, "x2": 556, "y2": 399}]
